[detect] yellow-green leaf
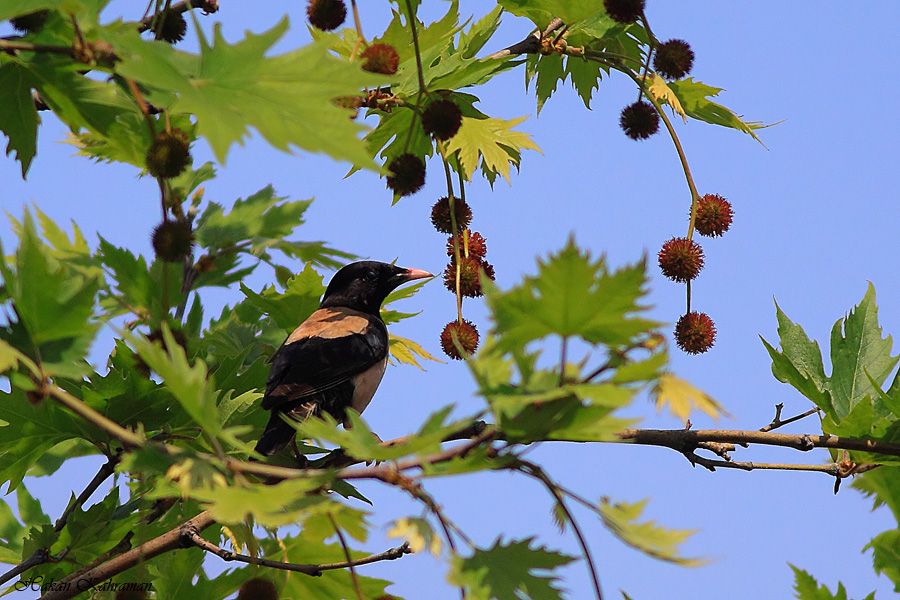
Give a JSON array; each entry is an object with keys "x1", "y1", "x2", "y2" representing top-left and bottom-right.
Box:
[
  {"x1": 654, "y1": 373, "x2": 729, "y2": 422},
  {"x1": 599, "y1": 498, "x2": 704, "y2": 566},
  {"x1": 646, "y1": 74, "x2": 685, "y2": 121},
  {"x1": 444, "y1": 116, "x2": 540, "y2": 183},
  {"x1": 388, "y1": 517, "x2": 442, "y2": 556}
]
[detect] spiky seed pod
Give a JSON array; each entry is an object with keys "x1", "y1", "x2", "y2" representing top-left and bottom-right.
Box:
[
  {"x1": 674, "y1": 311, "x2": 716, "y2": 354},
  {"x1": 237, "y1": 578, "x2": 278, "y2": 600},
  {"x1": 430, "y1": 196, "x2": 472, "y2": 233},
  {"x1": 657, "y1": 237, "x2": 704, "y2": 282},
  {"x1": 694, "y1": 194, "x2": 733, "y2": 237},
  {"x1": 603, "y1": 0, "x2": 645, "y2": 23},
  {"x1": 151, "y1": 219, "x2": 194, "y2": 263},
  {"x1": 619, "y1": 101, "x2": 659, "y2": 140},
  {"x1": 386, "y1": 154, "x2": 426, "y2": 196},
  {"x1": 157, "y1": 10, "x2": 187, "y2": 44},
  {"x1": 306, "y1": 0, "x2": 346, "y2": 31},
  {"x1": 146, "y1": 129, "x2": 191, "y2": 179},
  {"x1": 443, "y1": 256, "x2": 494, "y2": 297},
  {"x1": 440, "y1": 319, "x2": 479, "y2": 360},
  {"x1": 653, "y1": 39, "x2": 695, "y2": 80},
  {"x1": 421, "y1": 99, "x2": 463, "y2": 141},
  {"x1": 114, "y1": 590, "x2": 149, "y2": 600},
  {"x1": 361, "y1": 43, "x2": 400, "y2": 75},
  {"x1": 10, "y1": 10, "x2": 49, "y2": 33},
  {"x1": 446, "y1": 230, "x2": 487, "y2": 259}
]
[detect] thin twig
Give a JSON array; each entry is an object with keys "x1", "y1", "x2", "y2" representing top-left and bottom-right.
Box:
[
  {"x1": 760, "y1": 404, "x2": 821, "y2": 432},
  {"x1": 518, "y1": 462, "x2": 603, "y2": 600},
  {"x1": 329, "y1": 513, "x2": 364, "y2": 600}
]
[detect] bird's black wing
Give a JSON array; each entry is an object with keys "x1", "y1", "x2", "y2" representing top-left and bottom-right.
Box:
[{"x1": 261, "y1": 307, "x2": 388, "y2": 411}]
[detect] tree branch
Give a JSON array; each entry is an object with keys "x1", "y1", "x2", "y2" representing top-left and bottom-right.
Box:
[
  {"x1": 39, "y1": 511, "x2": 216, "y2": 600},
  {"x1": 46, "y1": 385, "x2": 144, "y2": 449},
  {"x1": 0, "y1": 456, "x2": 119, "y2": 586},
  {"x1": 328, "y1": 513, "x2": 364, "y2": 600},
  {"x1": 187, "y1": 529, "x2": 411, "y2": 577},
  {"x1": 759, "y1": 403, "x2": 821, "y2": 432},
  {"x1": 517, "y1": 461, "x2": 603, "y2": 600},
  {"x1": 137, "y1": 0, "x2": 218, "y2": 32},
  {"x1": 617, "y1": 428, "x2": 900, "y2": 457},
  {"x1": 486, "y1": 18, "x2": 565, "y2": 59}
]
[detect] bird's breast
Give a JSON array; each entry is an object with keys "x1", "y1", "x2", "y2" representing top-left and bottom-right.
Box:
[{"x1": 348, "y1": 356, "x2": 388, "y2": 422}]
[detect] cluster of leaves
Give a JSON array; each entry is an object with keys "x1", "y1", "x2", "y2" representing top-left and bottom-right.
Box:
[{"x1": 764, "y1": 285, "x2": 900, "y2": 594}]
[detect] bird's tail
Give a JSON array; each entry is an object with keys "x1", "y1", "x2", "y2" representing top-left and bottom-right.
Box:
[{"x1": 253, "y1": 411, "x2": 298, "y2": 458}]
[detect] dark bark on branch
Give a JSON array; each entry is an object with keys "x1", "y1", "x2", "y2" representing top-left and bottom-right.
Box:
[
  {"x1": 137, "y1": 0, "x2": 219, "y2": 33},
  {"x1": 617, "y1": 428, "x2": 900, "y2": 457}
]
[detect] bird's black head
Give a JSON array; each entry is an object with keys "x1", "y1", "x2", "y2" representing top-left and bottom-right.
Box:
[{"x1": 320, "y1": 261, "x2": 432, "y2": 316}]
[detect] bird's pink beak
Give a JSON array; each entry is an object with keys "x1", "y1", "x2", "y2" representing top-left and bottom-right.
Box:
[{"x1": 403, "y1": 268, "x2": 433, "y2": 281}]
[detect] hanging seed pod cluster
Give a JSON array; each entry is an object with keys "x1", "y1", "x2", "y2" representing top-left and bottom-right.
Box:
[{"x1": 605, "y1": 0, "x2": 733, "y2": 354}]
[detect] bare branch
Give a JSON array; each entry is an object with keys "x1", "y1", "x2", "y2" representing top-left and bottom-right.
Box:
[
  {"x1": 486, "y1": 18, "x2": 565, "y2": 60},
  {"x1": 759, "y1": 403, "x2": 822, "y2": 432},
  {"x1": 617, "y1": 428, "x2": 900, "y2": 458},
  {"x1": 188, "y1": 529, "x2": 412, "y2": 576}
]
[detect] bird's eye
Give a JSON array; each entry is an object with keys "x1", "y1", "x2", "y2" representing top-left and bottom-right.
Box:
[{"x1": 366, "y1": 270, "x2": 378, "y2": 282}]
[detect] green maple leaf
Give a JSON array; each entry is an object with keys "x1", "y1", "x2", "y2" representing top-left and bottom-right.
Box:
[
  {"x1": 485, "y1": 238, "x2": 657, "y2": 351},
  {"x1": 448, "y1": 537, "x2": 575, "y2": 600},
  {"x1": 0, "y1": 63, "x2": 39, "y2": 176},
  {"x1": 113, "y1": 19, "x2": 387, "y2": 167},
  {"x1": 667, "y1": 78, "x2": 769, "y2": 143},
  {"x1": 828, "y1": 284, "x2": 898, "y2": 418},
  {"x1": 498, "y1": 0, "x2": 606, "y2": 28},
  {"x1": 444, "y1": 115, "x2": 540, "y2": 184},
  {"x1": 763, "y1": 285, "x2": 898, "y2": 423},
  {"x1": 237, "y1": 263, "x2": 324, "y2": 332},
  {"x1": 789, "y1": 565, "x2": 874, "y2": 600},
  {"x1": 599, "y1": 498, "x2": 703, "y2": 565},
  {"x1": 195, "y1": 185, "x2": 313, "y2": 254},
  {"x1": 0, "y1": 389, "x2": 93, "y2": 492}
]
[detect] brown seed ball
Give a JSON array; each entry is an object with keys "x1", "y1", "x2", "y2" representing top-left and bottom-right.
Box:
[
  {"x1": 10, "y1": 10, "x2": 49, "y2": 33},
  {"x1": 361, "y1": 43, "x2": 400, "y2": 75},
  {"x1": 440, "y1": 319, "x2": 479, "y2": 360},
  {"x1": 146, "y1": 129, "x2": 191, "y2": 179},
  {"x1": 694, "y1": 194, "x2": 733, "y2": 237},
  {"x1": 430, "y1": 197, "x2": 472, "y2": 233},
  {"x1": 603, "y1": 0, "x2": 645, "y2": 23},
  {"x1": 157, "y1": 10, "x2": 187, "y2": 44},
  {"x1": 386, "y1": 154, "x2": 426, "y2": 197},
  {"x1": 674, "y1": 311, "x2": 716, "y2": 354},
  {"x1": 306, "y1": 0, "x2": 346, "y2": 31},
  {"x1": 421, "y1": 99, "x2": 463, "y2": 141},
  {"x1": 654, "y1": 39, "x2": 695, "y2": 80},
  {"x1": 443, "y1": 257, "x2": 494, "y2": 297},
  {"x1": 237, "y1": 578, "x2": 279, "y2": 600},
  {"x1": 619, "y1": 101, "x2": 659, "y2": 140},
  {"x1": 151, "y1": 219, "x2": 194, "y2": 263},
  {"x1": 446, "y1": 230, "x2": 487, "y2": 259},
  {"x1": 657, "y1": 237, "x2": 704, "y2": 282}
]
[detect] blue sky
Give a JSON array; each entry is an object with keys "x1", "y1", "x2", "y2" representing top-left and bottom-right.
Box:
[{"x1": 2, "y1": 1, "x2": 899, "y2": 598}]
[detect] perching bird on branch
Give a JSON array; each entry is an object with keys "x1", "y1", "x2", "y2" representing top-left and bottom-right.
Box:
[{"x1": 253, "y1": 261, "x2": 432, "y2": 460}]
